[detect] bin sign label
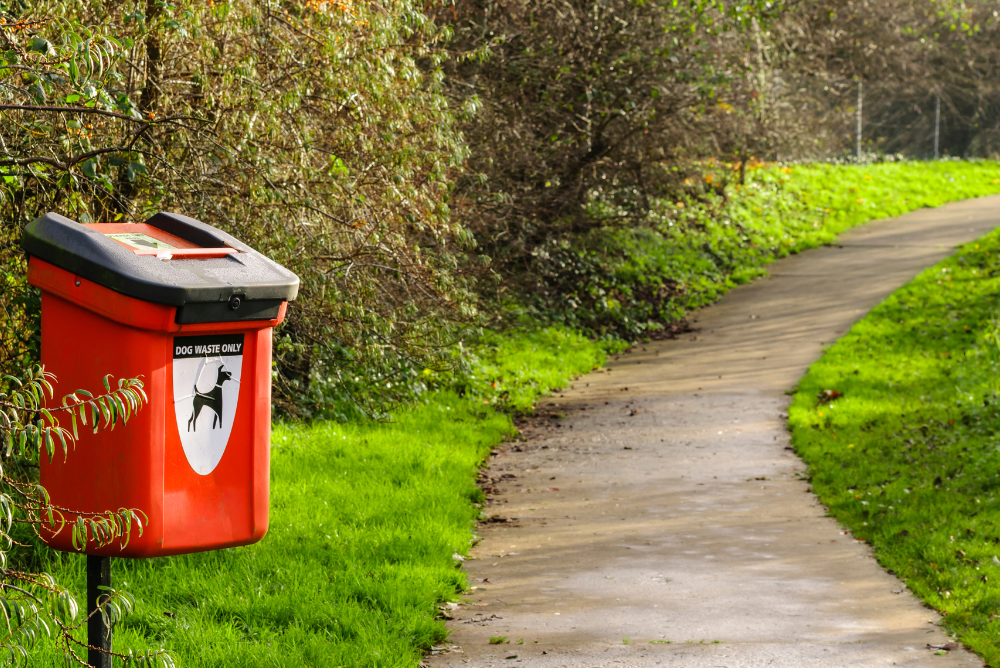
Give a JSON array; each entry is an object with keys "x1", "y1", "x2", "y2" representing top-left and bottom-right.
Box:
[
  {"x1": 172, "y1": 334, "x2": 244, "y2": 475},
  {"x1": 106, "y1": 232, "x2": 177, "y2": 250}
]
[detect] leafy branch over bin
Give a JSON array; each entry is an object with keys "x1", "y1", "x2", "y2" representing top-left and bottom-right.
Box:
[{"x1": 0, "y1": 366, "x2": 171, "y2": 667}]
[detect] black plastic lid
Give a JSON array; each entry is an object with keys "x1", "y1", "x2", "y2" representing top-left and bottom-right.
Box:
[{"x1": 21, "y1": 212, "x2": 299, "y2": 308}]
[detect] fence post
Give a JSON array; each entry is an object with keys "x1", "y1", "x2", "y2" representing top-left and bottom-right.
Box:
[
  {"x1": 933, "y1": 94, "x2": 941, "y2": 159},
  {"x1": 855, "y1": 81, "x2": 863, "y2": 162}
]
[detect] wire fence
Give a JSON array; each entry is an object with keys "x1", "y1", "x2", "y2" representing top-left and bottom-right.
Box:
[{"x1": 776, "y1": 78, "x2": 1000, "y2": 162}]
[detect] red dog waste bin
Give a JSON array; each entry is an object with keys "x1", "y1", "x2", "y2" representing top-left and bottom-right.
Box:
[{"x1": 21, "y1": 212, "x2": 299, "y2": 557}]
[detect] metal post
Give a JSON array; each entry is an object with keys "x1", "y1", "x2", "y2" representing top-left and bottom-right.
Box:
[
  {"x1": 855, "y1": 81, "x2": 863, "y2": 162},
  {"x1": 933, "y1": 94, "x2": 941, "y2": 159},
  {"x1": 87, "y1": 555, "x2": 112, "y2": 668}
]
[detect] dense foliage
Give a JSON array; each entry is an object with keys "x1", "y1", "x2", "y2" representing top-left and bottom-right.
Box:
[
  {"x1": 783, "y1": 0, "x2": 1000, "y2": 145},
  {"x1": 1, "y1": 0, "x2": 999, "y2": 411},
  {"x1": 0, "y1": 0, "x2": 478, "y2": 417},
  {"x1": 444, "y1": 0, "x2": 788, "y2": 301}
]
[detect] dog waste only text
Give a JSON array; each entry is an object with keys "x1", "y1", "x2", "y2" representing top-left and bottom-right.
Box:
[{"x1": 175, "y1": 342, "x2": 244, "y2": 356}]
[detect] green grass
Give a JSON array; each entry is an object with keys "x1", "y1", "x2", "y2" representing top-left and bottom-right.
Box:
[
  {"x1": 556, "y1": 160, "x2": 1000, "y2": 337},
  {"x1": 33, "y1": 327, "x2": 611, "y2": 666},
  {"x1": 790, "y1": 227, "x2": 1000, "y2": 665}
]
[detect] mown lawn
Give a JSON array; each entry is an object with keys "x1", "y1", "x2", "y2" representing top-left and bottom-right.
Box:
[
  {"x1": 34, "y1": 329, "x2": 612, "y2": 666},
  {"x1": 790, "y1": 227, "x2": 1000, "y2": 665}
]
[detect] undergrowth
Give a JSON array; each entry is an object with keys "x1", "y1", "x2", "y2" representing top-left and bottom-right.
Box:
[{"x1": 790, "y1": 226, "x2": 1000, "y2": 665}]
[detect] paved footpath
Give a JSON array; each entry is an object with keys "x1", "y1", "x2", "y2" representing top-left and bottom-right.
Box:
[{"x1": 434, "y1": 196, "x2": 1000, "y2": 668}]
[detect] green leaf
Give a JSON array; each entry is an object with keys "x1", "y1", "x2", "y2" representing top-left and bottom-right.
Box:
[
  {"x1": 28, "y1": 37, "x2": 51, "y2": 54},
  {"x1": 43, "y1": 428, "x2": 55, "y2": 460},
  {"x1": 112, "y1": 393, "x2": 128, "y2": 423},
  {"x1": 55, "y1": 428, "x2": 68, "y2": 459},
  {"x1": 96, "y1": 397, "x2": 111, "y2": 429},
  {"x1": 89, "y1": 403, "x2": 100, "y2": 433}
]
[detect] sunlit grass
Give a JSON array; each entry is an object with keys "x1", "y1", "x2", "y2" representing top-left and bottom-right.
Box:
[
  {"x1": 790, "y1": 226, "x2": 1000, "y2": 665},
  {"x1": 578, "y1": 160, "x2": 1000, "y2": 334},
  {"x1": 34, "y1": 328, "x2": 611, "y2": 666}
]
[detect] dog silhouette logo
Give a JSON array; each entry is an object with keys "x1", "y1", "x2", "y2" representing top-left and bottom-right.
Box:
[
  {"x1": 187, "y1": 363, "x2": 234, "y2": 431},
  {"x1": 173, "y1": 334, "x2": 245, "y2": 475}
]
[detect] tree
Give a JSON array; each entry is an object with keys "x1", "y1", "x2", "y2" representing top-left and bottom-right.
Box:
[
  {"x1": 776, "y1": 0, "x2": 1000, "y2": 158},
  {"x1": 443, "y1": 0, "x2": 784, "y2": 278},
  {"x1": 0, "y1": 1, "x2": 477, "y2": 418},
  {"x1": 436, "y1": 0, "x2": 786, "y2": 334}
]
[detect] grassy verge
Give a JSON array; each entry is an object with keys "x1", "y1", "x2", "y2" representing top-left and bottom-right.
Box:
[
  {"x1": 544, "y1": 160, "x2": 1000, "y2": 337},
  {"x1": 35, "y1": 328, "x2": 616, "y2": 666},
  {"x1": 789, "y1": 227, "x2": 1000, "y2": 665}
]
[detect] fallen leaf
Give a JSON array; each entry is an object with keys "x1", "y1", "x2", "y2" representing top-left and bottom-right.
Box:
[
  {"x1": 927, "y1": 642, "x2": 960, "y2": 652},
  {"x1": 817, "y1": 389, "x2": 842, "y2": 404}
]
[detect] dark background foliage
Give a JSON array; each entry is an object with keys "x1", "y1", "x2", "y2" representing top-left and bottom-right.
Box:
[{"x1": 0, "y1": 0, "x2": 998, "y2": 413}]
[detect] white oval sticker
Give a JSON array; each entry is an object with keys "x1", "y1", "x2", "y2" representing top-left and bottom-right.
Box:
[{"x1": 172, "y1": 334, "x2": 244, "y2": 475}]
